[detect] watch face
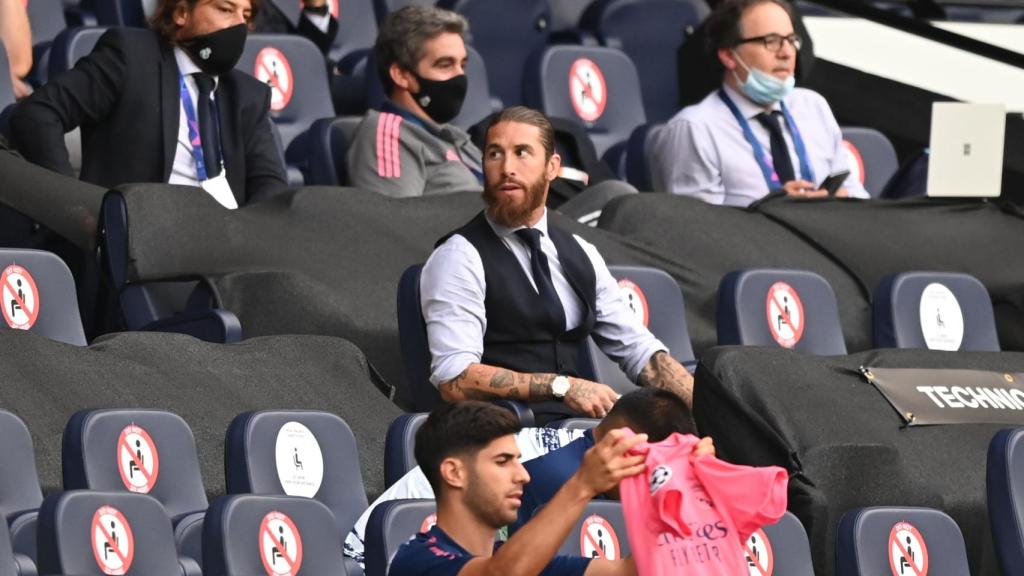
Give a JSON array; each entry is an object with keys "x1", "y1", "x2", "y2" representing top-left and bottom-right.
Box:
[{"x1": 553, "y1": 377, "x2": 570, "y2": 397}]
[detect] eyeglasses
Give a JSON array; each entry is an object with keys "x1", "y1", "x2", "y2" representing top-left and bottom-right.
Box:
[{"x1": 736, "y1": 33, "x2": 802, "y2": 52}]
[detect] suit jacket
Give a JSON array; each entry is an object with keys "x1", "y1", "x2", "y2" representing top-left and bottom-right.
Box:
[{"x1": 11, "y1": 27, "x2": 287, "y2": 205}]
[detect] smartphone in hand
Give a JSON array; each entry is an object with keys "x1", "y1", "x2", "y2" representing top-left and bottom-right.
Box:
[{"x1": 818, "y1": 170, "x2": 851, "y2": 196}]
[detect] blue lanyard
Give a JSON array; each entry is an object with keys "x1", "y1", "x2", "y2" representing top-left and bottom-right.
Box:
[
  {"x1": 178, "y1": 74, "x2": 222, "y2": 181},
  {"x1": 718, "y1": 89, "x2": 815, "y2": 189}
]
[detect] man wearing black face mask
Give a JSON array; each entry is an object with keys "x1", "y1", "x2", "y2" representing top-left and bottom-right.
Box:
[
  {"x1": 346, "y1": 6, "x2": 482, "y2": 198},
  {"x1": 11, "y1": 0, "x2": 287, "y2": 208}
]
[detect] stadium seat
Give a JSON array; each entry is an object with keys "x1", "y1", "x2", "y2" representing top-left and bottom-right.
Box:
[
  {"x1": 305, "y1": 115, "x2": 363, "y2": 185},
  {"x1": 262, "y1": 0, "x2": 377, "y2": 66},
  {"x1": 841, "y1": 127, "x2": 899, "y2": 197},
  {"x1": 62, "y1": 409, "x2": 209, "y2": 564},
  {"x1": 236, "y1": 34, "x2": 336, "y2": 181},
  {"x1": 0, "y1": 411, "x2": 44, "y2": 567},
  {"x1": 438, "y1": 0, "x2": 551, "y2": 107},
  {"x1": 26, "y1": 0, "x2": 69, "y2": 86},
  {"x1": 225, "y1": 409, "x2": 368, "y2": 565},
  {"x1": 47, "y1": 26, "x2": 106, "y2": 78},
  {"x1": 873, "y1": 271, "x2": 1000, "y2": 351},
  {"x1": 525, "y1": 45, "x2": 646, "y2": 159},
  {"x1": 546, "y1": 418, "x2": 600, "y2": 431},
  {"x1": 579, "y1": 0, "x2": 708, "y2": 123},
  {"x1": 366, "y1": 44, "x2": 495, "y2": 130},
  {"x1": 0, "y1": 516, "x2": 32, "y2": 576},
  {"x1": 364, "y1": 498, "x2": 436, "y2": 576},
  {"x1": 0, "y1": 44, "x2": 16, "y2": 113},
  {"x1": 94, "y1": 0, "x2": 146, "y2": 26},
  {"x1": 550, "y1": 0, "x2": 596, "y2": 30},
  {"x1": 744, "y1": 511, "x2": 814, "y2": 575},
  {"x1": 0, "y1": 249, "x2": 86, "y2": 346},
  {"x1": 397, "y1": 264, "x2": 538, "y2": 423},
  {"x1": 987, "y1": 427, "x2": 1024, "y2": 575},
  {"x1": 586, "y1": 265, "x2": 696, "y2": 393},
  {"x1": 836, "y1": 506, "x2": 969, "y2": 576},
  {"x1": 717, "y1": 268, "x2": 847, "y2": 355},
  {"x1": 100, "y1": 191, "x2": 244, "y2": 343},
  {"x1": 384, "y1": 413, "x2": 427, "y2": 489},
  {"x1": 555, "y1": 500, "x2": 631, "y2": 558},
  {"x1": 37, "y1": 490, "x2": 198, "y2": 576},
  {"x1": 203, "y1": 494, "x2": 348, "y2": 576},
  {"x1": 621, "y1": 123, "x2": 663, "y2": 191}
]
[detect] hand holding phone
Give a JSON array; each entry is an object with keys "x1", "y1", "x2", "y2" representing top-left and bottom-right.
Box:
[{"x1": 818, "y1": 170, "x2": 851, "y2": 196}]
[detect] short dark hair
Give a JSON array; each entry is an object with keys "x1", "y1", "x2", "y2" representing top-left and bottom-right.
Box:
[
  {"x1": 486, "y1": 106, "x2": 556, "y2": 159},
  {"x1": 414, "y1": 402, "x2": 522, "y2": 497},
  {"x1": 604, "y1": 388, "x2": 696, "y2": 441},
  {"x1": 375, "y1": 6, "x2": 468, "y2": 94},
  {"x1": 705, "y1": 0, "x2": 795, "y2": 60},
  {"x1": 149, "y1": 0, "x2": 262, "y2": 44}
]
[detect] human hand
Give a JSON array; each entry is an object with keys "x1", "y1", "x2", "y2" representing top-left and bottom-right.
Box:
[
  {"x1": 691, "y1": 436, "x2": 715, "y2": 460},
  {"x1": 783, "y1": 179, "x2": 827, "y2": 199},
  {"x1": 834, "y1": 187, "x2": 849, "y2": 198},
  {"x1": 576, "y1": 429, "x2": 647, "y2": 497},
  {"x1": 564, "y1": 379, "x2": 619, "y2": 418}
]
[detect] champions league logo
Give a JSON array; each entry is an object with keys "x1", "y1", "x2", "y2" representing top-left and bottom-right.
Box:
[
  {"x1": 650, "y1": 466, "x2": 672, "y2": 494},
  {"x1": 200, "y1": 47, "x2": 212, "y2": 60}
]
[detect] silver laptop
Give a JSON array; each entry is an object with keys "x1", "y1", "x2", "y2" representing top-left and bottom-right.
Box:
[{"x1": 927, "y1": 102, "x2": 1006, "y2": 198}]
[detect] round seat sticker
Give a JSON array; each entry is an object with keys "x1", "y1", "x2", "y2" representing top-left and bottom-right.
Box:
[
  {"x1": 1, "y1": 264, "x2": 39, "y2": 330},
  {"x1": 275, "y1": 421, "x2": 324, "y2": 498},
  {"x1": 919, "y1": 282, "x2": 963, "y2": 351}
]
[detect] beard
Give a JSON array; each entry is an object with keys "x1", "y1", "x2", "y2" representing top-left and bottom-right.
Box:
[
  {"x1": 483, "y1": 173, "x2": 548, "y2": 228},
  {"x1": 464, "y1": 467, "x2": 519, "y2": 529}
]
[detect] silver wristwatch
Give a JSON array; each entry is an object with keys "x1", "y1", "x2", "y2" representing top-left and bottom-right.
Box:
[{"x1": 551, "y1": 375, "x2": 571, "y2": 399}]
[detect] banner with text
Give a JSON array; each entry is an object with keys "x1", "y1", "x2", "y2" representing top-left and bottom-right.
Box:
[{"x1": 864, "y1": 367, "x2": 1024, "y2": 426}]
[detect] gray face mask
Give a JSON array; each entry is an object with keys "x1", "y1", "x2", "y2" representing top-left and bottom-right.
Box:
[{"x1": 732, "y1": 52, "x2": 795, "y2": 105}]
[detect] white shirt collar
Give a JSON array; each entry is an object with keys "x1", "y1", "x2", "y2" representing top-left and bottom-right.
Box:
[
  {"x1": 722, "y1": 82, "x2": 782, "y2": 120},
  {"x1": 485, "y1": 208, "x2": 550, "y2": 239},
  {"x1": 173, "y1": 46, "x2": 219, "y2": 89}
]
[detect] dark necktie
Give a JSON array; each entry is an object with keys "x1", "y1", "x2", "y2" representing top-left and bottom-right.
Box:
[
  {"x1": 755, "y1": 111, "x2": 796, "y2": 184},
  {"x1": 514, "y1": 228, "x2": 567, "y2": 332},
  {"x1": 192, "y1": 72, "x2": 222, "y2": 179}
]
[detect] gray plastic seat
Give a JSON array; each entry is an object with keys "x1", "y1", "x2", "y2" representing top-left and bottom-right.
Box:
[
  {"x1": 0, "y1": 411, "x2": 43, "y2": 569},
  {"x1": 0, "y1": 249, "x2": 86, "y2": 346},
  {"x1": 744, "y1": 511, "x2": 814, "y2": 575},
  {"x1": 364, "y1": 499, "x2": 436, "y2": 576},
  {"x1": 836, "y1": 506, "x2": 969, "y2": 576}
]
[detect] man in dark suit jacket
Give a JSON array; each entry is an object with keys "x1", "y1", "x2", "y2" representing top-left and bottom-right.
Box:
[{"x1": 11, "y1": 0, "x2": 287, "y2": 207}]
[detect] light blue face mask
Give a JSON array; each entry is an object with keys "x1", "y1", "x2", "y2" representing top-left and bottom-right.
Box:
[{"x1": 732, "y1": 53, "x2": 795, "y2": 105}]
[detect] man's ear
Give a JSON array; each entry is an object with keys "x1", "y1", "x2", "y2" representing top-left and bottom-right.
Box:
[
  {"x1": 439, "y1": 457, "x2": 467, "y2": 490},
  {"x1": 172, "y1": 0, "x2": 190, "y2": 27},
  {"x1": 546, "y1": 152, "x2": 562, "y2": 182},
  {"x1": 389, "y1": 63, "x2": 418, "y2": 93},
  {"x1": 718, "y1": 48, "x2": 738, "y2": 71}
]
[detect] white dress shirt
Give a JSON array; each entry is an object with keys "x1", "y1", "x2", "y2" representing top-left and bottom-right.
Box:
[
  {"x1": 651, "y1": 84, "x2": 870, "y2": 206},
  {"x1": 420, "y1": 209, "x2": 667, "y2": 387},
  {"x1": 168, "y1": 47, "x2": 221, "y2": 187}
]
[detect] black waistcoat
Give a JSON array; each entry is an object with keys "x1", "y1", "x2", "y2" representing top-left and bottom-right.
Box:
[{"x1": 441, "y1": 212, "x2": 597, "y2": 376}]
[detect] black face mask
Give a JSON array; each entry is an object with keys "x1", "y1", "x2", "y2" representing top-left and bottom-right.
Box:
[
  {"x1": 179, "y1": 23, "x2": 248, "y2": 76},
  {"x1": 412, "y1": 73, "x2": 468, "y2": 125}
]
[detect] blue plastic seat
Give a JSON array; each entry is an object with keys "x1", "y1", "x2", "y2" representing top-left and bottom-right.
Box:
[
  {"x1": 236, "y1": 33, "x2": 336, "y2": 181},
  {"x1": 717, "y1": 268, "x2": 847, "y2": 355},
  {"x1": 744, "y1": 511, "x2": 814, "y2": 575},
  {"x1": 305, "y1": 115, "x2": 363, "y2": 186},
  {"x1": 0, "y1": 515, "x2": 31, "y2": 576},
  {"x1": 364, "y1": 499, "x2": 436, "y2": 576},
  {"x1": 62, "y1": 409, "x2": 209, "y2": 565},
  {"x1": 873, "y1": 271, "x2": 999, "y2": 351},
  {"x1": 579, "y1": 0, "x2": 708, "y2": 123},
  {"x1": 46, "y1": 26, "x2": 107, "y2": 78},
  {"x1": 0, "y1": 249, "x2": 86, "y2": 346},
  {"x1": 0, "y1": 44, "x2": 15, "y2": 112},
  {"x1": 621, "y1": 123, "x2": 663, "y2": 191},
  {"x1": 841, "y1": 126, "x2": 899, "y2": 197},
  {"x1": 0, "y1": 411, "x2": 44, "y2": 568},
  {"x1": 397, "y1": 264, "x2": 538, "y2": 422},
  {"x1": 225, "y1": 409, "x2": 368, "y2": 563},
  {"x1": 384, "y1": 413, "x2": 428, "y2": 489},
  {"x1": 438, "y1": 0, "x2": 550, "y2": 106},
  {"x1": 203, "y1": 494, "x2": 349, "y2": 576},
  {"x1": 586, "y1": 265, "x2": 696, "y2": 393},
  {"x1": 37, "y1": 491, "x2": 194, "y2": 576},
  {"x1": 555, "y1": 501, "x2": 631, "y2": 558},
  {"x1": 987, "y1": 428, "x2": 1024, "y2": 575},
  {"x1": 26, "y1": 0, "x2": 69, "y2": 85},
  {"x1": 525, "y1": 45, "x2": 646, "y2": 159},
  {"x1": 836, "y1": 506, "x2": 969, "y2": 576}
]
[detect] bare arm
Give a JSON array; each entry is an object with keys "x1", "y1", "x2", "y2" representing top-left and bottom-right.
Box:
[
  {"x1": 637, "y1": 351, "x2": 694, "y2": 409},
  {"x1": 0, "y1": 0, "x2": 31, "y2": 78},
  {"x1": 439, "y1": 363, "x2": 621, "y2": 418},
  {"x1": 458, "y1": 430, "x2": 646, "y2": 576}
]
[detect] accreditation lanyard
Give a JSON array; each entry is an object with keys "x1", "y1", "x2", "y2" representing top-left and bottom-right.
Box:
[
  {"x1": 178, "y1": 73, "x2": 222, "y2": 182},
  {"x1": 718, "y1": 89, "x2": 815, "y2": 189}
]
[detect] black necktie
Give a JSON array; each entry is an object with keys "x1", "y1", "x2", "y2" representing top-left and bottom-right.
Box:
[
  {"x1": 192, "y1": 73, "x2": 222, "y2": 179},
  {"x1": 755, "y1": 111, "x2": 796, "y2": 184},
  {"x1": 514, "y1": 228, "x2": 567, "y2": 332}
]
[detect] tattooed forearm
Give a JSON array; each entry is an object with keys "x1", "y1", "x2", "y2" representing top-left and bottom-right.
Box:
[
  {"x1": 439, "y1": 364, "x2": 549, "y2": 402},
  {"x1": 637, "y1": 351, "x2": 694, "y2": 408},
  {"x1": 490, "y1": 369, "x2": 514, "y2": 389},
  {"x1": 529, "y1": 373, "x2": 553, "y2": 400}
]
